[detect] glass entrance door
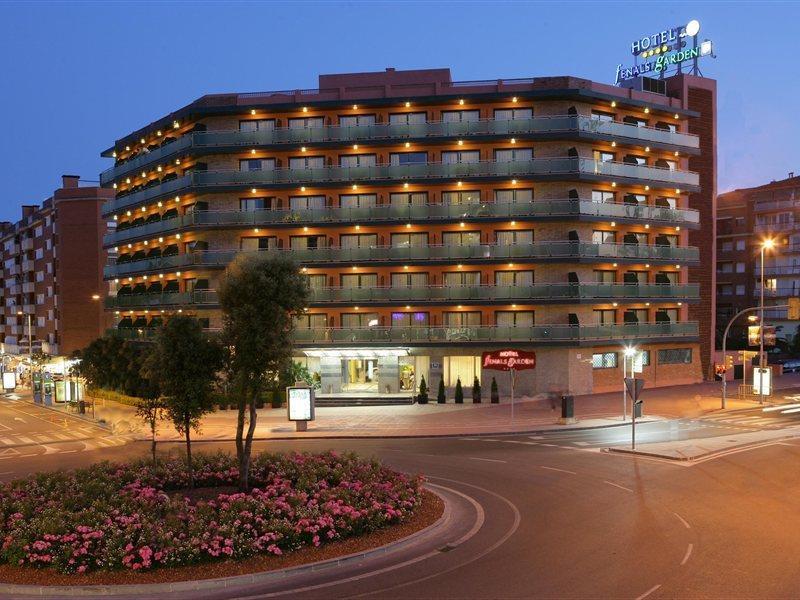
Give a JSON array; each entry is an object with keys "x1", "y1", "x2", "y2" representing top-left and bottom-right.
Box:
[{"x1": 342, "y1": 359, "x2": 379, "y2": 392}]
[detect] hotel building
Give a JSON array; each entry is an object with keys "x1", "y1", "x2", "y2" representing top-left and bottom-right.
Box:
[
  {"x1": 0, "y1": 175, "x2": 112, "y2": 357},
  {"x1": 100, "y1": 68, "x2": 716, "y2": 399}
]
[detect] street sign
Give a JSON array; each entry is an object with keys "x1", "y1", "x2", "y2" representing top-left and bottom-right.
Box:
[
  {"x1": 2, "y1": 372, "x2": 15, "y2": 391},
  {"x1": 748, "y1": 325, "x2": 776, "y2": 347},
  {"x1": 624, "y1": 377, "x2": 645, "y2": 402},
  {"x1": 287, "y1": 386, "x2": 315, "y2": 430},
  {"x1": 753, "y1": 367, "x2": 772, "y2": 396},
  {"x1": 481, "y1": 349, "x2": 536, "y2": 371}
]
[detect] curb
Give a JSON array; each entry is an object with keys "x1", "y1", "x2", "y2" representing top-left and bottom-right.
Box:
[
  {"x1": 140, "y1": 416, "x2": 665, "y2": 444},
  {"x1": 0, "y1": 485, "x2": 451, "y2": 597},
  {"x1": 605, "y1": 432, "x2": 800, "y2": 462}
]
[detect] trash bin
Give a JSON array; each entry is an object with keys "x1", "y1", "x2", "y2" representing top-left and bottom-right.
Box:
[
  {"x1": 78, "y1": 400, "x2": 86, "y2": 415},
  {"x1": 633, "y1": 400, "x2": 643, "y2": 418},
  {"x1": 561, "y1": 395, "x2": 574, "y2": 419}
]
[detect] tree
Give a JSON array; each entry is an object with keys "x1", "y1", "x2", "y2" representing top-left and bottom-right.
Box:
[
  {"x1": 218, "y1": 253, "x2": 309, "y2": 491},
  {"x1": 437, "y1": 378, "x2": 446, "y2": 404},
  {"x1": 136, "y1": 352, "x2": 164, "y2": 466},
  {"x1": 454, "y1": 378, "x2": 464, "y2": 404},
  {"x1": 149, "y1": 316, "x2": 221, "y2": 488},
  {"x1": 472, "y1": 376, "x2": 481, "y2": 404},
  {"x1": 491, "y1": 377, "x2": 500, "y2": 404},
  {"x1": 417, "y1": 376, "x2": 428, "y2": 405}
]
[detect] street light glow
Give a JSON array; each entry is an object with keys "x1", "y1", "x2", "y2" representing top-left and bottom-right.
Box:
[{"x1": 762, "y1": 238, "x2": 776, "y2": 250}]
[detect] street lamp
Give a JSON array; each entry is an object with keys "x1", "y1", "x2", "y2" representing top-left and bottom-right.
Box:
[
  {"x1": 758, "y1": 238, "x2": 776, "y2": 404},
  {"x1": 16, "y1": 310, "x2": 32, "y2": 388},
  {"x1": 622, "y1": 345, "x2": 637, "y2": 420}
]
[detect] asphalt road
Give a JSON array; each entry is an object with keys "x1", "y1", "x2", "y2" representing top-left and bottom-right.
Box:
[{"x1": 4, "y1": 401, "x2": 800, "y2": 598}]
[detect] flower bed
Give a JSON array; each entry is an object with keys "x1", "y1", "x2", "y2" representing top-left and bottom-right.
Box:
[{"x1": 0, "y1": 451, "x2": 424, "y2": 576}]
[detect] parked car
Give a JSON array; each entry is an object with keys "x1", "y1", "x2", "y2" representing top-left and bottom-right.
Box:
[{"x1": 779, "y1": 358, "x2": 800, "y2": 373}]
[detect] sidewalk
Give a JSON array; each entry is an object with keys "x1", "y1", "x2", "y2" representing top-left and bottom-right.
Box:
[{"x1": 77, "y1": 373, "x2": 800, "y2": 442}]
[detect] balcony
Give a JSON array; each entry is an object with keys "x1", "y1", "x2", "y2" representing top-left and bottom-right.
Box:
[
  {"x1": 6, "y1": 265, "x2": 20, "y2": 276},
  {"x1": 21, "y1": 239, "x2": 34, "y2": 251},
  {"x1": 105, "y1": 283, "x2": 699, "y2": 309},
  {"x1": 100, "y1": 116, "x2": 699, "y2": 185},
  {"x1": 22, "y1": 282, "x2": 34, "y2": 294},
  {"x1": 21, "y1": 260, "x2": 34, "y2": 272},
  {"x1": 103, "y1": 158, "x2": 700, "y2": 215},
  {"x1": 108, "y1": 321, "x2": 698, "y2": 346},
  {"x1": 754, "y1": 222, "x2": 795, "y2": 234},
  {"x1": 103, "y1": 242, "x2": 700, "y2": 278},
  {"x1": 104, "y1": 199, "x2": 700, "y2": 246}
]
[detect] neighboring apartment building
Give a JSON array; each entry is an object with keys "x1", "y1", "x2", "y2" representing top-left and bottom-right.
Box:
[
  {"x1": 717, "y1": 174, "x2": 800, "y2": 340},
  {"x1": 100, "y1": 68, "x2": 716, "y2": 398},
  {"x1": 0, "y1": 175, "x2": 113, "y2": 357}
]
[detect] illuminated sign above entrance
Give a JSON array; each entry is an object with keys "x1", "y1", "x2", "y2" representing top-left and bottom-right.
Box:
[{"x1": 614, "y1": 19, "x2": 714, "y2": 85}]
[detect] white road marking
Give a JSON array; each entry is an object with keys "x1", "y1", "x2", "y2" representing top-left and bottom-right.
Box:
[
  {"x1": 541, "y1": 466, "x2": 576, "y2": 475},
  {"x1": 681, "y1": 543, "x2": 693, "y2": 565},
  {"x1": 468, "y1": 457, "x2": 507, "y2": 463},
  {"x1": 528, "y1": 435, "x2": 544, "y2": 439},
  {"x1": 636, "y1": 584, "x2": 661, "y2": 600},
  {"x1": 673, "y1": 512, "x2": 691, "y2": 529},
  {"x1": 573, "y1": 441, "x2": 589, "y2": 446},
  {"x1": 604, "y1": 480, "x2": 634, "y2": 493},
  {"x1": 0, "y1": 471, "x2": 13, "y2": 476},
  {"x1": 15, "y1": 436, "x2": 34, "y2": 444}
]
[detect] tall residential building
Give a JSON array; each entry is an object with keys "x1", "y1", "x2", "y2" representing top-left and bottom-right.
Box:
[
  {"x1": 0, "y1": 175, "x2": 113, "y2": 357},
  {"x1": 100, "y1": 68, "x2": 716, "y2": 399},
  {"x1": 716, "y1": 173, "x2": 800, "y2": 341}
]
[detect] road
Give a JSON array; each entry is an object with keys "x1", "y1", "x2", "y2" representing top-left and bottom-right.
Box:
[{"x1": 4, "y1": 400, "x2": 800, "y2": 598}]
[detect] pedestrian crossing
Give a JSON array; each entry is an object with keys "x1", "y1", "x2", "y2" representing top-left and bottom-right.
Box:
[
  {"x1": 691, "y1": 410, "x2": 800, "y2": 431},
  {"x1": 0, "y1": 427, "x2": 130, "y2": 453}
]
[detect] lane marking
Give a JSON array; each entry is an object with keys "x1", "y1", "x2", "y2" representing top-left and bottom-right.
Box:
[
  {"x1": 673, "y1": 512, "x2": 691, "y2": 529},
  {"x1": 468, "y1": 457, "x2": 507, "y2": 463},
  {"x1": 541, "y1": 466, "x2": 576, "y2": 475},
  {"x1": 573, "y1": 441, "x2": 589, "y2": 446},
  {"x1": 636, "y1": 584, "x2": 661, "y2": 600},
  {"x1": 603, "y1": 480, "x2": 634, "y2": 493},
  {"x1": 681, "y1": 543, "x2": 693, "y2": 566},
  {"x1": 0, "y1": 471, "x2": 13, "y2": 476}
]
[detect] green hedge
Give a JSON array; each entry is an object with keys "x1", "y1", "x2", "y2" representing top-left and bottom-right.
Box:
[
  {"x1": 88, "y1": 388, "x2": 285, "y2": 410},
  {"x1": 86, "y1": 387, "x2": 143, "y2": 407}
]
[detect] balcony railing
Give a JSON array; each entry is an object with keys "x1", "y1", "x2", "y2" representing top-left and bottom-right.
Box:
[
  {"x1": 103, "y1": 158, "x2": 700, "y2": 215},
  {"x1": 104, "y1": 242, "x2": 699, "y2": 278},
  {"x1": 104, "y1": 199, "x2": 700, "y2": 245},
  {"x1": 101, "y1": 115, "x2": 699, "y2": 185},
  {"x1": 754, "y1": 222, "x2": 795, "y2": 233},
  {"x1": 108, "y1": 321, "x2": 698, "y2": 345}
]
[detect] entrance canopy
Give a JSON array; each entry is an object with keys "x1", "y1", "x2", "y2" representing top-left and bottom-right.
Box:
[{"x1": 301, "y1": 347, "x2": 409, "y2": 359}]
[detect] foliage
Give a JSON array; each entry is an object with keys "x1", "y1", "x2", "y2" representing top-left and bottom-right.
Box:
[
  {"x1": 0, "y1": 451, "x2": 423, "y2": 575},
  {"x1": 454, "y1": 378, "x2": 464, "y2": 404},
  {"x1": 472, "y1": 376, "x2": 481, "y2": 404},
  {"x1": 491, "y1": 377, "x2": 500, "y2": 404},
  {"x1": 76, "y1": 336, "x2": 158, "y2": 399},
  {"x1": 417, "y1": 376, "x2": 428, "y2": 405},
  {"x1": 148, "y1": 316, "x2": 222, "y2": 488},
  {"x1": 218, "y1": 253, "x2": 309, "y2": 491},
  {"x1": 437, "y1": 378, "x2": 446, "y2": 404}
]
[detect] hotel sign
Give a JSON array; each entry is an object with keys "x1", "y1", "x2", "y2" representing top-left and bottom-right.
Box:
[
  {"x1": 614, "y1": 20, "x2": 714, "y2": 84},
  {"x1": 482, "y1": 349, "x2": 536, "y2": 371}
]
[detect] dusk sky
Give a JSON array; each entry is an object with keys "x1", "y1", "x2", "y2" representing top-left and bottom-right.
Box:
[{"x1": 0, "y1": 1, "x2": 796, "y2": 222}]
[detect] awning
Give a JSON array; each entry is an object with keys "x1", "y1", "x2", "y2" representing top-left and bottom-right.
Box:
[{"x1": 302, "y1": 348, "x2": 409, "y2": 358}]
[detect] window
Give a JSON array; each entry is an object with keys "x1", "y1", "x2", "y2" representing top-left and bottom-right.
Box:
[
  {"x1": 240, "y1": 236, "x2": 277, "y2": 251},
  {"x1": 442, "y1": 231, "x2": 480, "y2": 246},
  {"x1": 239, "y1": 119, "x2": 275, "y2": 132},
  {"x1": 592, "y1": 190, "x2": 615, "y2": 203},
  {"x1": 240, "y1": 197, "x2": 274, "y2": 211},
  {"x1": 765, "y1": 278, "x2": 777, "y2": 292},
  {"x1": 340, "y1": 273, "x2": 377, "y2": 288},
  {"x1": 391, "y1": 232, "x2": 428, "y2": 247},
  {"x1": 718, "y1": 262, "x2": 733, "y2": 274},
  {"x1": 296, "y1": 313, "x2": 327, "y2": 329},
  {"x1": 494, "y1": 107, "x2": 533, "y2": 121},
  {"x1": 342, "y1": 312, "x2": 380, "y2": 328},
  {"x1": 624, "y1": 155, "x2": 647, "y2": 166},
  {"x1": 444, "y1": 271, "x2": 481, "y2": 287},
  {"x1": 339, "y1": 114, "x2": 376, "y2": 127},
  {"x1": 391, "y1": 312, "x2": 429, "y2": 327},
  {"x1": 340, "y1": 234, "x2": 377, "y2": 248},
  {"x1": 494, "y1": 148, "x2": 533, "y2": 162},
  {"x1": 390, "y1": 191, "x2": 428, "y2": 206},
  {"x1": 735, "y1": 284, "x2": 746, "y2": 296},
  {"x1": 340, "y1": 154, "x2": 377, "y2": 168},
  {"x1": 595, "y1": 270, "x2": 616, "y2": 284},
  {"x1": 591, "y1": 111, "x2": 615, "y2": 122},
  {"x1": 441, "y1": 110, "x2": 479, "y2": 123},
  {"x1": 496, "y1": 229, "x2": 533, "y2": 245},
  {"x1": 624, "y1": 193, "x2": 647, "y2": 205},
  {"x1": 624, "y1": 308, "x2": 649, "y2": 324},
  {"x1": 288, "y1": 117, "x2": 324, "y2": 129},
  {"x1": 441, "y1": 150, "x2": 480, "y2": 164},
  {"x1": 656, "y1": 308, "x2": 679, "y2": 322},
  {"x1": 389, "y1": 152, "x2": 428, "y2": 165},
  {"x1": 657, "y1": 196, "x2": 677, "y2": 208},
  {"x1": 306, "y1": 274, "x2": 327, "y2": 289},
  {"x1": 495, "y1": 189, "x2": 533, "y2": 203},
  {"x1": 495, "y1": 270, "x2": 533, "y2": 286},
  {"x1": 594, "y1": 309, "x2": 616, "y2": 325},
  {"x1": 290, "y1": 195, "x2": 325, "y2": 210},
  {"x1": 496, "y1": 311, "x2": 534, "y2": 327},
  {"x1": 735, "y1": 239, "x2": 746, "y2": 251},
  {"x1": 736, "y1": 262, "x2": 746, "y2": 273},
  {"x1": 593, "y1": 150, "x2": 615, "y2": 163},
  {"x1": 290, "y1": 235, "x2": 327, "y2": 249},
  {"x1": 443, "y1": 356, "x2": 482, "y2": 386},
  {"x1": 443, "y1": 190, "x2": 481, "y2": 205},
  {"x1": 340, "y1": 193, "x2": 377, "y2": 208},
  {"x1": 658, "y1": 271, "x2": 678, "y2": 285},
  {"x1": 444, "y1": 311, "x2": 481, "y2": 327},
  {"x1": 392, "y1": 272, "x2": 428, "y2": 287},
  {"x1": 658, "y1": 348, "x2": 692, "y2": 364},
  {"x1": 592, "y1": 352, "x2": 618, "y2": 369},
  {"x1": 593, "y1": 230, "x2": 616, "y2": 244},
  {"x1": 623, "y1": 116, "x2": 648, "y2": 127},
  {"x1": 239, "y1": 158, "x2": 275, "y2": 171},
  {"x1": 289, "y1": 155, "x2": 324, "y2": 169},
  {"x1": 389, "y1": 112, "x2": 426, "y2": 125}
]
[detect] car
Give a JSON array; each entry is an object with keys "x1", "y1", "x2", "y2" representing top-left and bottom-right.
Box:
[{"x1": 780, "y1": 359, "x2": 800, "y2": 373}]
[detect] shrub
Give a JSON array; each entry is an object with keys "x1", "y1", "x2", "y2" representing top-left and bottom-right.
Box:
[
  {"x1": 491, "y1": 377, "x2": 500, "y2": 404},
  {"x1": 417, "y1": 376, "x2": 428, "y2": 405},
  {"x1": 0, "y1": 451, "x2": 423, "y2": 575},
  {"x1": 472, "y1": 376, "x2": 481, "y2": 404},
  {"x1": 437, "y1": 378, "x2": 446, "y2": 404},
  {"x1": 270, "y1": 391, "x2": 284, "y2": 409},
  {"x1": 454, "y1": 378, "x2": 464, "y2": 404}
]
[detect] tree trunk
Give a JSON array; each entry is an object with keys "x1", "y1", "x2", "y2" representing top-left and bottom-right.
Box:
[
  {"x1": 150, "y1": 419, "x2": 157, "y2": 465},
  {"x1": 239, "y1": 391, "x2": 259, "y2": 491},
  {"x1": 184, "y1": 420, "x2": 194, "y2": 489},
  {"x1": 235, "y1": 382, "x2": 246, "y2": 466}
]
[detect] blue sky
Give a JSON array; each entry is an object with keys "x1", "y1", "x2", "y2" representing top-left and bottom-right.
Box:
[{"x1": 0, "y1": 1, "x2": 796, "y2": 221}]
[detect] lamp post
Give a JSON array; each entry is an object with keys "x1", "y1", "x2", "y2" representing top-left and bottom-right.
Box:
[
  {"x1": 622, "y1": 345, "x2": 636, "y2": 420},
  {"x1": 16, "y1": 310, "x2": 32, "y2": 389},
  {"x1": 758, "y1": 238, "x2": 776, "y2": 404}
]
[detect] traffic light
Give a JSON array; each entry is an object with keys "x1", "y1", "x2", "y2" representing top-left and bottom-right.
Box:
[
  {"x1": 789, "y1": 297, "x2": 800, "y2": 320},
  {"x1": 725, "y1": 354, "x2": 734, "y2": 369}
]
